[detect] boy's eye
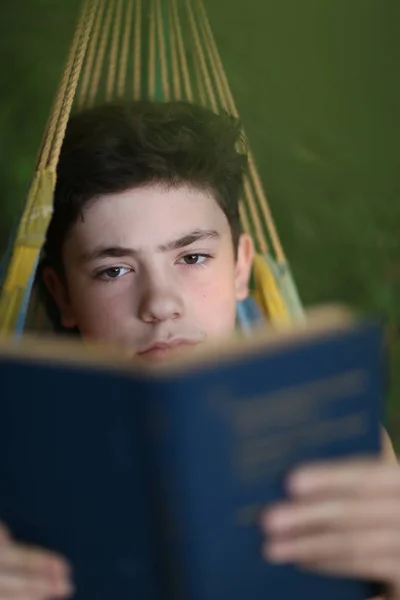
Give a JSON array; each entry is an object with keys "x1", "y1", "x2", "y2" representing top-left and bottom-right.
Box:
[
  {"x1": 98, "y1": 267, "x2": 131, "y2": 280},
  {"x1": 178, "y1": 254, "x2": 209, "y2": 266}
]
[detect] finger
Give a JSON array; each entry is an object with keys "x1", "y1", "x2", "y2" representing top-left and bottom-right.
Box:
[
  {"x1": 0, "y1": 571, "x2": 73, "y2": 599},
  {"x1": 263, "y1": 528, "x2": 400, "y2": 566},
  {"x1": 299, "y1": 555, "x2": 397, "y2": 583},
  {"x1": 0, "y1": 544, "x2": 72, "y2": 599},
  {"x1": 262, "y1": 498, "x2": 400, "y2": 534},
  {"x1": 288, "y1": 459, "x2": 400, "y2": 497},
  {"x1": 0, "y1": 544, "x2": 70, "y2": 580},
  {"x1": 0, "y1": 524, "x2": 12, "y2": 545}
]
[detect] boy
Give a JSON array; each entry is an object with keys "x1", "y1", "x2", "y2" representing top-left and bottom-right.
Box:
[{"x1": 0, "y1": 100, "x2": 398, "y2": 600}]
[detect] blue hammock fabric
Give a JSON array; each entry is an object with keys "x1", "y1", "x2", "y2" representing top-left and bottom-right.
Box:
[{"x1": 236, "y1": 297, "x2": 264, "y2": 333}]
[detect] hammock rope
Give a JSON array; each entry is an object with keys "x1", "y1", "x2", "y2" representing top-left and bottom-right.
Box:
[
  {"x1": 0, "y1": 0, "x2": 304, "y2": 335},
  {"x1": 0, "y1": 0, "x2": 97, "y2": 333}
]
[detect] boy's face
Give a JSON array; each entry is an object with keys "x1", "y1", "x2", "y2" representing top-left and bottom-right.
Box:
[{"x1": 45, "y1": 184, "x2": 254, "y2": 361}]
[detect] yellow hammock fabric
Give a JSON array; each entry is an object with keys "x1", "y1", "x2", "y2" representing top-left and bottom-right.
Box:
[{"x1": 0, "y1": 0, "x2": 303, "y2": 335}]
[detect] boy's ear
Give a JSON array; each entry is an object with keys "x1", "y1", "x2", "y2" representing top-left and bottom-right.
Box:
[
  {"x1": 234, "y1": 233, "x2": 254, "y2": 301},
  {"x1": 42, "y1": 267, "x2": 78, "y2": 329}
]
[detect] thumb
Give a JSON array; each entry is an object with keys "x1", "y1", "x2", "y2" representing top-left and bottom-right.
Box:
[{"x1": 0, "y1": 522, "x2": 12, "y2": 545}]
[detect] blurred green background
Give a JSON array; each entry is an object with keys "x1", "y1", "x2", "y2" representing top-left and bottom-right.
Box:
[{"x1": 0, "y1": 0, "x2": 399, "y2": 443}]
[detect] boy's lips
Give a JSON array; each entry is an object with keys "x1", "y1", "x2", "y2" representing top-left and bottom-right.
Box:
[{"x1": 137, "y1": 338, "x2": 200, "y2": 361}]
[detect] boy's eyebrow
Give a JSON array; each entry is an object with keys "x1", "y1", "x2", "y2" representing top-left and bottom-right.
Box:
[
  {"x1": 158, "y1": 229, "x2": 219, "y2": 252},
  {"x1": 79, "y1": 229, "x2": 220, "y2": 263}
]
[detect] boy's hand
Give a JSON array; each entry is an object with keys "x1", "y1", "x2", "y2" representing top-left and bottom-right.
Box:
[
  {"x1": 261, "y1": 459, "x2": 400, "y2": 598},
  {"x1": 0, "y1": 522, "x2": 73, "y2": 599}
]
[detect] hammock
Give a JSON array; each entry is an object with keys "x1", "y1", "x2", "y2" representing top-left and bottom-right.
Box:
[{"x1": 0, "y1": 0, "x2": 304, "y2": 336}]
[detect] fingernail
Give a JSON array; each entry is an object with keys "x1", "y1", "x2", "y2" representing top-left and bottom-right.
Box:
[
  {"x1": 49, "y1": 561, "x2": 74, "y2": 597},
  {"x1": 264, "y1": 543, "x2": 289, "y2": 563},
  {"x1": 267, "y1": 510, "x2": 290, "y2": 531},
  {"x1": 287, "y1": 470, "x2": 311, "y2": 494},
  {"x1": 49, "y1": 556, "x2": 70, "y2": 577},
  {"x1": 262, "y1": 505, "x2": 292, "y2": 532},
  {"x1": 52, "y1": 578, "x2": 75, "y2": 597}
]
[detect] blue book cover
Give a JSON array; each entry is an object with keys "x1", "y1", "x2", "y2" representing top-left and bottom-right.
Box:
[{"x1": 0, "y1": 312, "x2": 385, "y2": 600}]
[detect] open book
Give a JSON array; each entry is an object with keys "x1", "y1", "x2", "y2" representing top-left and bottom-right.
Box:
[{"x1": 0, "y1": 306, "x2": 384, "y2": 600}]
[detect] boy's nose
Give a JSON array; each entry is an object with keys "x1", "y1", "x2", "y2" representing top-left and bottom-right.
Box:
[{"x1": 138, "y1": 283, "x2": 183, "y2": 323}]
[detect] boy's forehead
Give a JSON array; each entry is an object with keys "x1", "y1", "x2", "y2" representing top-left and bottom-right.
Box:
[{"x1": 65, "y1": 184, "x2": 230, "y2": 253}]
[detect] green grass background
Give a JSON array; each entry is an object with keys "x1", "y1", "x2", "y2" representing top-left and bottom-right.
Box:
[{"x1": 0, "y1": 0, "x2": 398, "y2": 444}]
